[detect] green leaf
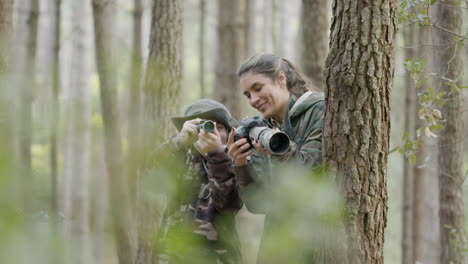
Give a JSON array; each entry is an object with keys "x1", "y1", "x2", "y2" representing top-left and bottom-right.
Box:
[
  {"x1": 429, "y1": 124, "x2": 444, "y2": 131},
  {"x1": 389, "y1": 146, "x2": 400, "y2": 154}
]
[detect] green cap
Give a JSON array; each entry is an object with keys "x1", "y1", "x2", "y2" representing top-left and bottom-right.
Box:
[{"x1": 171, "y1": 99, "x2": 239, "y2": 131}]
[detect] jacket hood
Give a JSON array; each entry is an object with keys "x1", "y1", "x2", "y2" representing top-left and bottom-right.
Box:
[{"x1": 289, "y1": 92, "x2": 324, "y2": 120}]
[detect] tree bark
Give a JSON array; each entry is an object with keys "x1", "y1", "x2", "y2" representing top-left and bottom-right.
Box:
[
  {"x1": 0, "y1": 0, "x2": 14, "y2": 72},
  {"x1": 279, "y1": 0, "x2": 299, "y2": 60},
  {"x1": 18, "y1": 0, "x2": 39, "y2": 216},
  {"x1": 199, "y1": 0, "x2": 206, "y2": 98},
  {"x1": 435, "y1": 1, "x2": 465, "y2": 263},
  {"x1": 62, "y1": 0, "x2": 93, "y2": 262},
  {"x1": 143, "y1": 0, "x2": 182, "y2": 144},
  {"x1": 401, "y1": 23, "x2": 416, "y2": 264},
  {"x1": 92, "y1": 0, "x2": 135, "y2": 263},
  {"x1": 127, "y1": 0, "x2": 143, "y2": 252},
  {"x1": 49, "y1": 0, "x2": 61, "y2": 219},
  {"x1": 323, "y1": 0, "x2": 397, "y2": 263},
  {"x1": 301, "y1": 0, "x2": 329, "y2": 89},
  {"x1": 137, "y1": 0, "x2": 183, "y2": 262},
  {"x1": 214, "y1": 0, "x2": 246, "y2": 120},
  {"x1": 0, "y1": 0, "x2": 15, "y2": 215}
]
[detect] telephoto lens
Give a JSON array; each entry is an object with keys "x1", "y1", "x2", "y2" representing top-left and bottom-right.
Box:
[
  {"x1": 234, "y1": 116, "x2": 290, "y2": 155},
  {"x1": 196, "y1": 120, "x2": 215, "y2": 133},
  {"x1": 249, "y1": 127, "x2": 290, "y2": 155}
]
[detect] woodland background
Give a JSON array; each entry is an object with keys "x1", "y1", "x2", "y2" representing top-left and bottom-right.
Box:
[{"x1": 0, "y1": 0, "x2": 467, "y2": 263}]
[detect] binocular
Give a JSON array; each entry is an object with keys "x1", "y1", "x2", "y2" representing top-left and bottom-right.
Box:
[{"x1": 195, "y1": 120, "x2": 215, "y2": 133}]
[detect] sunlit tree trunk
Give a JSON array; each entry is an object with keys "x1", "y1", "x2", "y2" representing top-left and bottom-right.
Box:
[
  {"x1": 214, "y1": 0, "x2": 246, "y2": 120},
  {"x1": 136, "y1": 0, "x2": 182, "y2": 262},
  {"x1": 62, "y1": 0, "x2": 93, "y2": 262},
  {"x1": 323, "y1": 0, "x2": 397, "y2": 262},
  {"x1": 301, "y1": 0, "x2": 329, "y2": 89},
  {"x1": 435, "y1": 2, "x2": 465, "y2": 263},
  {"x1": 92, "y1": 0, "x2": 135, "y2": 263},
  {"x1": 49, "y1": 0, "x2": 61, "y2": 218}
]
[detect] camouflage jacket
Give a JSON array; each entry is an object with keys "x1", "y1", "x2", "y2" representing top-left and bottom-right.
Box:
[
  {"x1": 156, "y1": 137, "x2": 243, "y2": 264},
  {"x1": 234, "y1": 91, "x2": 324, "y2": 213}
]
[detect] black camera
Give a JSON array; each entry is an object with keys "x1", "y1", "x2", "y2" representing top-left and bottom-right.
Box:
[
  {"x1": 234, "y1": 116, "x2": 290, "y2": 155},
  {"x1": 195, "y1": 120, "x2": 215, "y2": 133}
]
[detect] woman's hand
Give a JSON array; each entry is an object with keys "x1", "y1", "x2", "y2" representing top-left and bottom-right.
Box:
[
  {"x1": 194, "y1": 125, "x2": 224, "y2": 155},
  {"x1": 251, "y1": 138, "x2": 274, "y2": 155},
  {"x1": 227, "y1": 128, "x2": 253, "y2": 166}
]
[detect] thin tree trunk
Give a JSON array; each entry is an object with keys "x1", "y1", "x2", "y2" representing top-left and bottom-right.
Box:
[
  {"x1": 323, "y1": 0, "x2": 397, "y2": 263},
  {"x1": 412, "y1": 26, "x2": 431, "y2": 264},
  {"x1": 18, "y1": 0, "x2": 39, "y2": 216},
  {"x1": 92, "y1": 0, "x2": 135, "y2": 263},
  {"x1": 0, "y1": 0, "x2": 14, "y2": 72},
  {"x1": 0, "y1": 0, "x2": 15, "y2": 213},
  {"x1": 279, "y1": 0, "x2": 298, "y2": 60},
  {"x1": 127, "y1": 0, "x2": 143, "y2": 253},
  {"x1": 435, "y1": 1, "x2": 465, "y2": 263},
  {"x1": 199, "y1": 0, "x2": 206, "y2": 98},
  {"x1": 260, "y1": 0, "x2": 274, "y2": 53},
  {"x1": 245, "y1": 0, "x2": 254, "y2": 56},
  {"x1": 50, "y1": 0, "x2": 61, "y2": 218},
  {"x1": 62, "y1": 0, "x2": 92, "y2": 262},
  {"x1": 213, "y1": 0, "x2": 246, "y2": 120},
  {"x1": 401, "y1": 23, "x2": 416, "y2": 264},
  {"x1": 301, "y1": 0, "x2": 329, "y2": 89},
  {"x1": 270, "y1": 0, "x2": 279, "y2": 55}
]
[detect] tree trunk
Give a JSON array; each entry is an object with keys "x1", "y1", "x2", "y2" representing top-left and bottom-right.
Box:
[
  {"x1": 279, "y1": 0, "x2": 299, "y2": 60},
  {"x1": 323, "y1": 0, "x2": 397, "y2": 263},
  {"x1": 199, "y1": 0, "x2": 206, "y2": 98},
  {"x1": 0, "y1": 0, "x2": 15, "y2": 215},
  {"x1": 50, "y1": 0, "x2": 61, "y2": 218},
  {"x1": 18, "y1": 0, "x2": 39, "y2": 216},
  {"x1": 143, "y1": 0, "x2": 182, "y2": 144},
  {"x1": 136, "y1": 0, "x2": 183, "y2": 262},
  {"x1": 402, "y1": 22, "x2": 431, "y2": 264},
  {"x1": 127, "y1": 0, "x2": 143, "y2": 254},
  {"x1": 401, "y1": 23, "x2": 416, "y2": 264},
  {"x1": 300, "y1": 0, "x2": 329, "y2": 89},
  {"x1": 412, "y1": 26, "x2": 431, "y2": 264},
  {"x1": 0, "y1": 0, "x2": 14, "y2": 72},
  {"x1": 62, "y1": 0, "x2": 93, "y2": 262},
  {"x1": 92, "y1": 0, "x2": 135, "y2": 263},
  {"x1": 213, "y1": 0, "x2": 246, "y2": 120},
  {"x1": 435, "y1": 1, "x2": 465, "y2": 263}
]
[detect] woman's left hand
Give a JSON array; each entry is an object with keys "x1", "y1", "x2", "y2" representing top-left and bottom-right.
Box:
[
  {"x1": 251, "y1": 138, "x2": 274, "y2": 155},
  {"x1": 194, "y1": 125, "x2": 224, "y2": 155}
]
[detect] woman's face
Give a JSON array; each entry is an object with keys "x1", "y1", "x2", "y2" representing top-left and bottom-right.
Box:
[{"x1": 240, "y1": 71, "x2": 290, "y2": 121}]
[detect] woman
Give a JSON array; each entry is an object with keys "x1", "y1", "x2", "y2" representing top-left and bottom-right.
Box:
[
  {"x1": 227, "y1": 54, "x2": 345, "y2": 263},
  {"x1": 227, "y1": 53, "x2": 324, "y2": 181}
]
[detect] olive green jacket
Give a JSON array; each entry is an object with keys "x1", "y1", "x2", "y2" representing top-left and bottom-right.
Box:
[{"x1": 234, "y1": 91, "x2": 324, "y2": 213}]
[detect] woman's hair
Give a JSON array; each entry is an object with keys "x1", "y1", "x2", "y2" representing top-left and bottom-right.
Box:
[{"x1": 237, "y1": 53, "x2": 316, "y2": 96}]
